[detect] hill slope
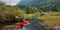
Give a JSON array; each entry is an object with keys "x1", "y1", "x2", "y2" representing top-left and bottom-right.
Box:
[{"x1": 17, "y1": 0, "x2": 60, "y2": 12}]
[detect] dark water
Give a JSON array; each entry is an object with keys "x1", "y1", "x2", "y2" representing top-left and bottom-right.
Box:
[
  {"x1": 23, "y1": 23, "x2": 38, "y2": 30},
  {"x1": 23, "y1": 23, "x2": 46, "y2": 30},
  {"x1": 3, "y1": 18, "x2": 46, "y2": 30},
  {"x1": 23, "y1": 19, "x2": 46, "y2": 30}
]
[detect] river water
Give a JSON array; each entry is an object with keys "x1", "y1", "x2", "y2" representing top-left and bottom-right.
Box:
[{"x1": 3, "y1": 19, "x2": 46, "y2": 30}]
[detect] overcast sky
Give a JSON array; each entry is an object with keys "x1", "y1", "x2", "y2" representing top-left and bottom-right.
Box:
[{"x1": 1, "y1": 0, "x2": 21, "y2": 6}]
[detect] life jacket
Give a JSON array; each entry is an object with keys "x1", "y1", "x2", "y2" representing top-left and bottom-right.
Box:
[{"x1": 20, "y1": 21, "x2": 27, "y2": 25}]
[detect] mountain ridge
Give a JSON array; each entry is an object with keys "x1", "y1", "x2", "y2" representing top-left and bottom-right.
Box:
[{"x1": 17, "y1": 0, "x2": 43, "y2": 6}]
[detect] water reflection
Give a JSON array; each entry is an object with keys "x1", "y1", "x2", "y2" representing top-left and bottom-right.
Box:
[
  {"x1": 23, "y1": 23, "x2": 38, "y2": 30},
  {"x1": 23, "y1": 19, "x2": 46, "y2": 30},
  {"x1": 2, "y1": 19, "x2": 46, "y2": 30}
]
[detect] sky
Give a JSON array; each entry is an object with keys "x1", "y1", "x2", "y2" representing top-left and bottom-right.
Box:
[{"x1": 1, "y1": 0, "x2": 21, "y2": 6}]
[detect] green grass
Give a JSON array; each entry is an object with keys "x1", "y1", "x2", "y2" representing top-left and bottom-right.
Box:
[
  {"x1": 24, "y1": 12, "x2": 60, "y2": 26},
  {"x1": 39, "y1": 12, "x2": 60, "y2": 26}
]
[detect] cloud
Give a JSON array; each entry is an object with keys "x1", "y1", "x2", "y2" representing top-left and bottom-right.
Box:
[{"x1": 1, "y1": 0, "x2": 21, "y2": 6}]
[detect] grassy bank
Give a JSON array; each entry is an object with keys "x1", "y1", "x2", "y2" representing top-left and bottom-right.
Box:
[{"x1": 38, "y1": 12, "x2": 60, "y2": 26}]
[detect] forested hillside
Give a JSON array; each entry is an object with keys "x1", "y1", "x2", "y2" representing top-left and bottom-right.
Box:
[{"x1": 17, "y1": 0, "x2": 60, "y2": 12}]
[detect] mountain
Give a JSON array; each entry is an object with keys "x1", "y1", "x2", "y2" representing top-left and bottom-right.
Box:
[
  {"x1": 17, "y1": 0, "x2": 60, "y2": 7},
  {"x1": 17, "y1": 0, "x2": 43, "y2": 6},
  {"x1": 16, "y1": 0, "x2": 43, "y2": 9},
  {"x1": 17, "y1": 0, "x2": 60, "y2": 12}
]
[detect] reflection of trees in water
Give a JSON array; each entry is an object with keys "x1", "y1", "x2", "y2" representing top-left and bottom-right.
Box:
[{"x1": 24, "y1": 18, "x2": 46, "y2": 30}]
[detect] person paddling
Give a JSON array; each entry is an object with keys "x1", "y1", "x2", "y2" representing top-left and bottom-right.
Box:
[
  {"x1": 19, "y1": 18, "x2": 30, "y2": 29},
  {"x1": 13, "y1": 18, "x2": 30, "y2": 29}
]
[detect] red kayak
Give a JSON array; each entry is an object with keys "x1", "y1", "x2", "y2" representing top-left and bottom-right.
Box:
[{"x1": 13, "y1": 20, "x2": 30, "y2": 29}]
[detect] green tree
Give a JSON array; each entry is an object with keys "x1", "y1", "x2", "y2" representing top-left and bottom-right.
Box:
[
  {"x1": 24, "y1": 6, "x2": 39, "y2": 14},
  {"x1": 0, "y1": 2, "x2": 25, "y2": 25}
]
